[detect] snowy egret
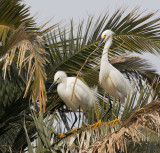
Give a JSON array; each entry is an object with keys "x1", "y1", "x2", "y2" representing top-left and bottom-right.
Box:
[
  {"x1": 99, "y1": 30, "x2": 131, "y2": 103},
  {"x1": 91, "y1": 30, "x2": 131, "y2": 128},
  {"x1": 49, "y1": 71, "x2": 96, "y2": 111},
  {"x1": 49, "y1": 71, "x2": 97, "y2": 132}
]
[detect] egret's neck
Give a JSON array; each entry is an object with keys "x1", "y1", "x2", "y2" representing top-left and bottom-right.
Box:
[{"x1": 101, "y1": 37, "x2": 112, "y2": 61}]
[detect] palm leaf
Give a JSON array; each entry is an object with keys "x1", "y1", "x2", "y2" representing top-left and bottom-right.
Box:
[
  {"x1": 45, "y1": 9, "x2": 160, "y2": 122},
  {"x1": 0, "y1": 0, "x2": 36, "y2": 30},
  {"x1": 46, "y1": 8, "x2": 160, "y2": 85},
  {"x1": 0, "y1": 0, "x2": 37, "y2": 52},
  {"x1": 0, "y1": 1, "x2": 57, "y2": 151},
  {"x1": 1, "y1": 24, "x2": 48, "y2": 112},
  {"x1": 52, "y1": 97, "x2": 160, "y2": 152},
  {"x1": 24, "y1": 97, "x2": 160, "y2": 152},
  {"x1": 2, "y1": 6, "x2": 160, "y2": 152}
]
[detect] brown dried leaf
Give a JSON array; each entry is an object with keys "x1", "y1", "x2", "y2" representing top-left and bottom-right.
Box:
[{"x1": 2, "y1": 24, "x2": 48, "y2": 112}]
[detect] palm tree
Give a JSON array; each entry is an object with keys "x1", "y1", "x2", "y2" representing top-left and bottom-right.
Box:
[
  {"x1": 0, "y1": 0, "x2": 57, "y2": 152},
  {"x1": 24, "y1": 7, "x2": 160, "y2": 153},
  {"x1": 1, "y1": 1, "x2": 160, "y2": 152}
]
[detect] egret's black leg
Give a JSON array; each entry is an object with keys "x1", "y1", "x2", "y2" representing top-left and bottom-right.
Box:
[
  {"x1": 102, "y1": 95, "x2": 112, "y2": 120},
  {"x1": 117, "y1": 100, "x2": 121, "y2": 118},
  {"x1": 71, "y1": 112, "x2": 77, "y2": 129},
  {"x1": 78, "y1": 106, "x2": 81, "y2": 128}
]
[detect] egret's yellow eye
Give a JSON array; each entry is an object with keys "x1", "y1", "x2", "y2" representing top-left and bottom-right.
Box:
[
  {"x1": 56, "y1": 78, "x2": 60, "y2": 82},
  {"x1": 102, "y1": 35, "x2": 106, "y2": 39}
]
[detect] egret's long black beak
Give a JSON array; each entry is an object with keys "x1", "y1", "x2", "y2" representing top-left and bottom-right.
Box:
[{"x1": 48, "y1": 81, "x2": 57, "y2": 92}]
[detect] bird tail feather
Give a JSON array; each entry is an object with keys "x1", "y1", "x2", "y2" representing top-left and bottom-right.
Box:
[{"x1": 90, "y1": 86, "x2": 101, "y2": 109}]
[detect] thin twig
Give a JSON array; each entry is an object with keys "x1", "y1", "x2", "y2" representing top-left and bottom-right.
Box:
[
  {"x1": 71, "y1": 41, "x2": 103, "y2": 101},
  {"x1": 71, "y1": 40, "x2": 126, "y2": 101}
]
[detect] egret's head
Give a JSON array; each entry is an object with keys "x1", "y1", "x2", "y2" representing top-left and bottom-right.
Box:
[
  {"x1": 48, "y1": 71, "x2": 67, "y2": 91},
  {"x1": 101, "y1": 29, "x2": 115, "y2": 42},
  {"x1": 54, "y1": 71, "x2": 67, "y2": 83}
]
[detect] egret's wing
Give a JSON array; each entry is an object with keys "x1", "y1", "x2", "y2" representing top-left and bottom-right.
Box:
[
  {"x1": 70, "y1": 79, "x2": 88, "y2": 102},
  {"x1": 109, "y1": 67, "x2": 130, "y2": 95},
  {"x1": 67, "y1": 77, "x2": 95, "y2": 108}
]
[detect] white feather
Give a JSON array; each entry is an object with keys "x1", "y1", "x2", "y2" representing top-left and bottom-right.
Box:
[
  {"x1": 99, "y1": 30, "x2": 131, "y2": 102},
  {"x1": 54, "y1": 71, "x2": 96, "y2": 111}
]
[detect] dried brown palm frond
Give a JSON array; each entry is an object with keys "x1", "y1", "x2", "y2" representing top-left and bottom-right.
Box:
[
  {"x1": 82, "y1": 100, "x2": 160, "y2": 153},
  {"x1": 22, "y1": 7, "x2": 160, "y2": 152},
  {"x1": 51, "y1": 100, "x2": 160, "y2": 153},
  {"x1": 2, "y1": 24, "x2": 48, "y2": 112},
  {"x1": 123, "y1": 100, "x2": 160, "y2": 127}
]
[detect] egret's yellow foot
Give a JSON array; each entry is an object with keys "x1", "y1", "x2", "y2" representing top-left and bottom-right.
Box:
[
  {"x1": 70, "y1": 128, "x2": 77, "y2": 133},
  {"x1": 58, "y1": 133, "x2": 65, "y2": 138},
  {"x1": 90, "y1": 120, "x2": 102, "y2": 130},
  {"x1": 108, "y1": 118, "x2": 120, "y2": 127}
]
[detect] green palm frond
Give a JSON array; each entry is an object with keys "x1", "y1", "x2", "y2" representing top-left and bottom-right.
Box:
[
  {"x1": 24, "y1": 86, "x2": 160, "y2": 152},
  {"x1": 0, "y1": 0, "x2": 37, "y2": 52},
  {"x1": 0, "y1": 0, "x2": 49, "y2": 112},
  {"x1": 0, "y1": 0, "x2": 61, "y2": 113},
  {"x1": 0, "y1": 63, "x2": 32, "y2": 153},
  {"x1": 0, "y1": 1, "x2": 57, "y2": 151},
  {"x1": 1, "y1": 24, "x2": 48, "y2": 112},
  {"x1": 0, "y1": 0, "x2": 36, "y2": 30},
  {"x1": 44, "y1": 9, "x2": 160, "y2": 148},
  {"x1": 45, "y1": 9, "x2": 160, "y2": 122},
  {"x1": 46, "y1": 8, "x2": 160, "y2": 83},
  {"x1": 1, "y1": 4, "x2": 160, "y2": 152}
]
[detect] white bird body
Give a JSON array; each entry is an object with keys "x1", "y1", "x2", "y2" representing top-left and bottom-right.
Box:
[
  {"x1": 99, "y1": 30, "x2": 131, "y2": 102},
  {"x1": 54, "y1": 71, "x2": 96, "y2": 111}
]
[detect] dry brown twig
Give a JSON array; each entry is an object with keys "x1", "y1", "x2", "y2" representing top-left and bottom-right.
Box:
[
  {"x1": 71, "y1": 39, "x2": 125, "y2": 101},
  {"x1": 70, "y1": 41, "x2": 103, "y2": 101}
]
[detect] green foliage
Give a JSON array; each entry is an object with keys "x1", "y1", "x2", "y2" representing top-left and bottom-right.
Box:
[
  {"x1": 0, "y1": 2, "x2": 160, "y2": 152},
  {"x1": 24, "y1": 83, "x2": 160, "y2": 152},
  {"x1": 41, "y1": 7, "x2": 160, "y2": 152},
  {"x1": 0, "y1": 0, "x2": 37, "y2": 56}
]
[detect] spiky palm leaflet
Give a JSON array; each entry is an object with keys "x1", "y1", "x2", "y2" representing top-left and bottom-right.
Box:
[
  {"x1": 42, "y1": 8, "x2": 160, "y2": 152},
  {"x1": 1, "y1": 3, "x2": 160, "y2": 152}
]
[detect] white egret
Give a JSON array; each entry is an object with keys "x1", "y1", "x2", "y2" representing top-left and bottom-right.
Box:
[
  {"x1": 99, "y1": 30, "x2": 131, "y2": 103},
  {"x1": 49, "y1": 71, "x2": 97, "y2": 132},
  {"x1": 92, "y1": 30, "x2": 131, "y2": 128},
  {"x1": 49, "y1": 71, "x2": 96, "y2": 111}
]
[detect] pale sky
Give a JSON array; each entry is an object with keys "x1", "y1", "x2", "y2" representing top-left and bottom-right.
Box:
[
  {"x1": 24, "y1": 0, "x2": 160, "y2": 24},
  {"x1": 23, "y1": 0, "x2": 160, "y2": 73}
]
